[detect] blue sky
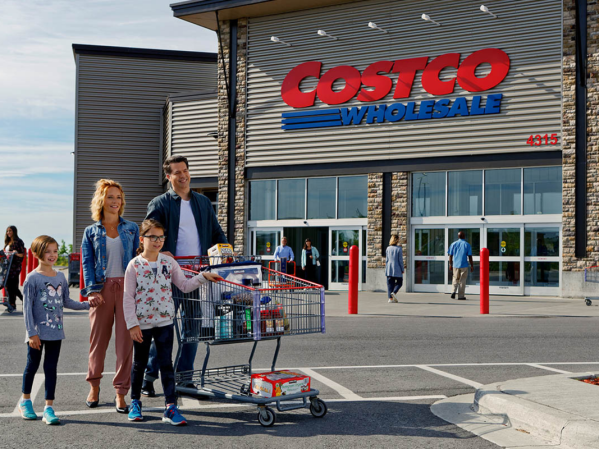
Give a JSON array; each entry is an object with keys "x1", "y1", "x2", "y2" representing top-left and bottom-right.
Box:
[{"x1": 0, "y1": 0, "x2": 217, "y2": 249}]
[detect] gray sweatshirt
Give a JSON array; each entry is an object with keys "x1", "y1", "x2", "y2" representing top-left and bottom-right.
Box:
[{"x1": 23, "y1": 271, "x2": 90, "y2": 341}]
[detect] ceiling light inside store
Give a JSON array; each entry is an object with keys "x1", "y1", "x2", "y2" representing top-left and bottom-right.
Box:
[
  {"x1": 270, "y1": 36, "x2": 292, "y2": 46},
  {"x1": 368, "y1": 22, "x2": 388, "y2": 33},
  {"x1": 480, "y1": 5, "x2": 498, "y2": 18},
  {"x1": 421, "y1": 14, "x2": 441, "y2": 26},
  {"x1": 317, "y1": 30, "x2": 338, "y2": 40}
]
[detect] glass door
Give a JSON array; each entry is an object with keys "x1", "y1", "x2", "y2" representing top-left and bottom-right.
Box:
[
  {"x1": 446, "y1": 227, "x2": 482, "y2": 295},
  {"x1": 249, "y1": 228, "x2": 282, "y2": 268},
  {"x1": 412, "y1": 226, "x2": 446, "y2": 293},
  {"x1": 329, "y1": 227, "x2": 362, "y2": 290},
  {"x1": 486, "y1": 226, "x2": 524, "y2": 295},
  {"x1": 523, "y1": 226, "x2": 561, "y2": 296}
]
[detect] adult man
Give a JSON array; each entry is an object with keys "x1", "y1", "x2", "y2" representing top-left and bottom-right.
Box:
[
  {"x1": 273, "y1": 236, "x2": 294, "y2": 274},
  {"x1": 141, "y1": 155, "x2": 227, "y2": 396},
  {"x1": 448, "y1": 231, "x2": 474, "y2": 300}
]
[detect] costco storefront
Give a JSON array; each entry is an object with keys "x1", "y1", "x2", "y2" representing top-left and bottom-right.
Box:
[{"x1": 171, "y1": 0, "x2": 598, "y2": 297}]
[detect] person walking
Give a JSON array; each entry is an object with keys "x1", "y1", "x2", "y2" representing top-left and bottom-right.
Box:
[
  {"x1": 448, "y1": 231, "x2": 474, "y2": 300},
  {"x1": 301, "y1": 238, "x2": 319, "y2": 283},
  {"x1": 273, "y1": 236, "x2": 294, "y2": 274},
  {"x1": 81, "y1": 179, "x2": 139, "y2": 413},
  {"x1": 385, "y1": 235, "x2": 404, "y2": 303},
  {"x1": 3, "y1": 226, "x2": 25, "y2": 312}
]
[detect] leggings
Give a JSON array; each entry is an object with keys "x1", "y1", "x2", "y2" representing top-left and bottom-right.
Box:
[
  {"x1": 22, "y1": 340, "x2": 62, "y2": 400},
  {"x1": 6, "y1": 276, "x2": 23, "y2": 308}
]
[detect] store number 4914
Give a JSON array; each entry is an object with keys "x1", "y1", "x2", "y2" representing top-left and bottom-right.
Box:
[{"x1": 527, "y1": 134, "x2": 558, "y2": 146}]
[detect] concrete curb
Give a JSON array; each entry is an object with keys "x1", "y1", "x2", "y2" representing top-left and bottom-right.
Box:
[{"x1": 474, "y1": 374, "x2": 599, "y2": 449}]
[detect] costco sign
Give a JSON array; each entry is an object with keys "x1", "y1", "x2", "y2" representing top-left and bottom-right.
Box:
[{"x1": 280, "y1": 48, "x2": 510, "y2": 130}]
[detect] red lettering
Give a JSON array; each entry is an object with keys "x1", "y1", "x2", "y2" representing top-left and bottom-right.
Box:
[
  {"x1": 357, "y1": 61, "x2": 393, "y2": 102},
  {"x1": 316, "y1": 65, "x2": 362, "y2": 105},
  {"x1": 281, "y1": 61, "x2": 322, "y2": 108},
  {"x1": 457, "y1": 48, "x2": 510, "y2": 92},
  {"x1": 421, "y1": 53, "x2": 460, "y2": 96},
  {"x1": 392, "y1": 57, "x2": 429, "y2": 99}
]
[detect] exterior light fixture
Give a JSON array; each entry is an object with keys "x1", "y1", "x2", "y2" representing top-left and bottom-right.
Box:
[
  {"x1": 368, "y1": 22, "x2": 388, "y2": 33},
  {"x1": 270, "y1": 36, "x2": 291, "y2": 47},
  {"x1": 421, "y1": 14, "x2": 441, "y2": 26},
  {"x1": 480, "y1": 5, "x2": 497, "y2": 18},
  {"x1": 317, "y1": 30, "x2": 338, "y2": 40}
]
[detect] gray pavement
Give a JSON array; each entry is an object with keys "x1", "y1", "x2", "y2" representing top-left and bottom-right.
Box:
[{"x1": 0, "y1": 285, "x2": 598, "y2": 448}]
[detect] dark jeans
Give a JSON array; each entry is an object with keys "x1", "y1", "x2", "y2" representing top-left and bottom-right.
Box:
[
  {"x1": 387, "y1": 276, "x2": 403, "y2": 298},
  {"x1": 6, "y1": 276, "x2": 23, "y2": 308},
  {"x1": 22, "y1": 340, "x2": 62, "y2": 400},
  {"x1": 304, "y1": 263, "x2": 316, "y2": 283},
  {"x1": 132, "y1": 324, "x2": 177, "y2": 405}
]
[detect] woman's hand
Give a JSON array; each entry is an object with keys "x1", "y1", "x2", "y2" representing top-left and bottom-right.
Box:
[
  {"x1": 309, "y1": 255, "x2": 312, "y2": 259},
  {"x1": 202, "y1": 273, "x2": 223, "y2": 283},
  {"x1": 88, "y1": 293, "x2": 104, "y2": 307},
  {"x1": 129, "y1": 326, "x2": 143, "y2": 343},
  {"x1": 28, "y1": 335, "x2": 41, "y2": 350}
]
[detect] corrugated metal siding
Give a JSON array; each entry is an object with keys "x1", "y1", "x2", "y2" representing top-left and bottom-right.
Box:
[
  {"x1": 74, "y1": 55, "x2": 216, "y2": 246},
  {"x1": 169, "y1": 94, "x2": 219, "y2": 178},
  {"x1": 245, "y1": 0, "x2": 563, "y2": 167},
  {"x1": 162, "y1": 102, "x2": 172, "y2": 185}
]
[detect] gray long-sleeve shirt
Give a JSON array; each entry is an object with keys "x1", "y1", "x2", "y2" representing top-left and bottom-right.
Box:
[{"x1": 23, "y1": 271, "x2": 90, "y2": 341}]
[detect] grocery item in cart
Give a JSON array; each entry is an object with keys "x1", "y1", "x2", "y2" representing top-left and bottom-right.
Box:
[
  {"x1": 251, "y1": 371, "x2": 311, "y2": 398},
  {"x1": 208, "y1": 243, "x2": 234, "y2": 265},
  {"x1": 206, "y1": 262, "x2": 262, "y2": 286}
]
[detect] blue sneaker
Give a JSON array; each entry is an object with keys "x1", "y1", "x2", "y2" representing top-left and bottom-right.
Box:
[
  {"x1": 163, "y1": 404, "x2": 187, "y2": 426},
  {"x1": 42, "y1": 407, "x2": 60, "y2": 425},
  {"x1": 19, "y1": 399, "x2": 37, "y2": 420},
  {"x1": 128, "y1": 399, "x2": 143, "y2": 421}
]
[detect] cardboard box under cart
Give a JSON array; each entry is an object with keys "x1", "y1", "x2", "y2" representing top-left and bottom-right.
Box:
[{"x1": 251, "y1": 371, "x2": 311, "y2": 398}]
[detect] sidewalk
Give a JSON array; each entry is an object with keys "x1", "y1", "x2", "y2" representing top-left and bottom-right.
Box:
[{"x1": 324, "y1": 291, "x2": 599, "y2": 318}]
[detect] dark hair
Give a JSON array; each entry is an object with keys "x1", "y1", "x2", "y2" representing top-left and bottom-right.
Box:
[
  {"x1": 303, "y1": 239, "x2": 312, "y2": 250},
  {"x1": 137, "y1": 219, "x2": 166, "y2": 255},
  {"x1": 4, "y1": 226, "x2": 19, "y2": 247},
  {"x1": 163, "y1": 155, "x2": 189, "y2": 176},
  {"x1": 31, "y1": 235, "x2": 58, "y2": 259}
]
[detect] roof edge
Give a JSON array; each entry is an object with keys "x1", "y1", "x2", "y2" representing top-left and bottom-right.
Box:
[
  {"x1": 72, "y1": 44, "x2": 217, "y2": 62},
  {"x1": 170, "y1": 0, "x2": 271, "y2": 17}
]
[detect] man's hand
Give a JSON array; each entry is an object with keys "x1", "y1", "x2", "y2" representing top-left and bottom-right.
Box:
[
  {"x1": 129, "y1": 326, "x2": 143, "y2": 343},
  {"x1": 28, "y1": 335, "x2": 41, "y2": 350},
  {"x1": 203, "y1": 273, "x2": 223, "y2": 283},
  {"x1": 162, "y1": 251, "x2": 175, "y2": 258},
  {"x1": 449, "y1": 264, "x2": 453, "y2": 271},
  {"x1": 470, "y1": 265, "x2": 474, "y2": 273},
  {"x1": 88, "y1": 293, "x2": 104, "y2": 307}
]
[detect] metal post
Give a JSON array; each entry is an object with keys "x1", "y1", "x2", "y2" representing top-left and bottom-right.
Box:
[
  {"x1": 480, "y1": 248, "x2": 489, "y2": 314},
  {"x1": 348, "y1": 245, "x2": 359, "y2": 314}
]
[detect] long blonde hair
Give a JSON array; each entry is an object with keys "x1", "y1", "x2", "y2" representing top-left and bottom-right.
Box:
[
  {"x1": 389, "y1": 234, "x2": 400, "y2": 246},
  {"x1": 90, "y1": 179, "x2": 126, "y2": 222}
]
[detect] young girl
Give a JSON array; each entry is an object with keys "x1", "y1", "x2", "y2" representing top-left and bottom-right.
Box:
[
  {"x1": 20, "y1": 235, "x2": 102, "y2": 424},
  {"x1": 123, "y1": 219, "x2": 221, "y2": 425}
]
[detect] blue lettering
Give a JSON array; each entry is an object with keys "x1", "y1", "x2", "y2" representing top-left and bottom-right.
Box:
[
  {"x1": 366, "y1": 105, "x2": 387, "y2": 124},
  {"x1": 433, "y1": 99, "x2": 450, "y2": 118},
  {"x1": 384, "y1": 103, "x2": 406, "y2": 122},
  {"x1": 418, "y1": 100, "x2": 435, "y2": 120},
  {"x1": 341, "y1": 106, "x2": 368, "y2": 125},
  {"x1": 470, "y1": 96, "x2": 485, "y2": 115},
  {"x1": 447, "y1": 97, "x2": 470, "y2": 118},
  {"x1": 405, "y1": 102, "x2": 419, "y2": 121},
  {"x1": 485, "y1": 93, "x2": 503, "y2": 114}
]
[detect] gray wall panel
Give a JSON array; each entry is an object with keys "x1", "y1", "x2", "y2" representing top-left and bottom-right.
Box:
[
  {"x1": 73, "y1": 53, "x2": 216, "y2": 247},
  {"x1": 245, "y1": 0, "x2": 563, "y2": 167}
]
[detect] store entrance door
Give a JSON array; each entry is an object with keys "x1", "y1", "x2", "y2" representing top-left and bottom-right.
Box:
[
  {"x1": 329, "y1": 227, "x2": 362, "y2": 290},
  {"x1": 283, "y1": 227, "x2": 329, "y2": 287}
]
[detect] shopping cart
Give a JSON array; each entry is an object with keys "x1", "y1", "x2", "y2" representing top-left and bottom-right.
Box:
[
  {"x1": 584, "y1": 266, "x2": 599, "y2": 306},
  {"x1": 173, "y1": 258, "x2": 327, "y2": 427},
  {"x1": 0, "y1": 251, "x2": 15, "y2": 312}
]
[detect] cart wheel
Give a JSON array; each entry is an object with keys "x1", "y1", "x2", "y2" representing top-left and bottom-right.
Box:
[
  {"x1": 309, "y1": 398, "x2": 327, "y2": 418},
  {"x1": 257, "y1": 407, "x2": 276, "y2": 427},
  {"x1": 585, "y1": 298, "x2": 592, "y2": 306}
]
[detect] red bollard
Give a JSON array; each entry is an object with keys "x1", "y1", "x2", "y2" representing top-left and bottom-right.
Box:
[
  {"x1": 348, "y1": 245, "x2": 359, "y2": 314},
  {"x1": 79, "y1": 250, "x2": 86, "y2": 302},
  {"x1": 480, "y1": 248, "x2": 489, "y2": 314},
  {"x1": 27, "y1": 248, "x2": 33, "y2": 274},
  {"x1": 32, "y1": 256, "x2": 39, "y2": 270},
  {"x1": 20, "y1": 253, "x2": 27, "y2": 285}
]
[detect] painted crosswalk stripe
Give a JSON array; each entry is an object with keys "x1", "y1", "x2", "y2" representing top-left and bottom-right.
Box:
[
  {"x1": 300, "y1": 368, "x2": 362, "y2": 400},
  {"x1": 416, "y1": 365, "x2": 482, "y2": 388}
]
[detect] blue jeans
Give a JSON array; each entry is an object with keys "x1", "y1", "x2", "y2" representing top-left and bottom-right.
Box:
[
  {"x1": 22, "y1": 340, "x2": 62, "y2": 400},
  {"x1": 387, "y1": 276, "x2": 403, "y2": 298}
]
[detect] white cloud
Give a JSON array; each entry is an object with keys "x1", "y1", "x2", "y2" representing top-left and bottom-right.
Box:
[{"x1": 0, "y1": 144, "x2": 73, "y2": 180}]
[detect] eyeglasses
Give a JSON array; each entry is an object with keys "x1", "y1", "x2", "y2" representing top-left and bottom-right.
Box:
[{"x1": 143, "y1": 235, "x2": 166, "y2": 242}]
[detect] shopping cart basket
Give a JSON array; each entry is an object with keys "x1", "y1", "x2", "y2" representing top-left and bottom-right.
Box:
[
  {"x1": 0, "y1": 251, "x2": 15, "y2": 311},
  {"x1": 173, "y1": 259, "x2": 326, "y2": 426},
  {"x1": 584, "y1": 266, "x2": 599, "y2": 306}
]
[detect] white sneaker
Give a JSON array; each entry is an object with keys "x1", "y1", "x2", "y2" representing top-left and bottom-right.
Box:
[
  {"x1": 391, "y1": 292, "x2": 399, "y2": 302},
  {"x1": 388, "y1": 298, "x2": 394, "y2": 303}
]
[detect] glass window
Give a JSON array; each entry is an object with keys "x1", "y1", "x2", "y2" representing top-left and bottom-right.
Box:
[
  {"x1": 307, "y1": 178, "x2": 336, "y2": 219},
  {"x1": 449, "y1": 261, "x2": 480, "y2": 286},
  {"x1": 489, "y1": 261, "x2": 521, "y2": 286},
  {"x1": 412, "y1": 172, "x2": 445, "y2": 217},
  {"x1": 448, "y1": 170, "x2": 482, "y2": 216},
  {"x1": 523, "y1": 167, "x2": 562, "y2": 215},
  {"x1": 487, "y1": 228, "x2": 520, "y2": 257},
  {"x1": 338, "y1": 176, "x2": 367, "y2": 218},
  {"x1": 254, "y1": 231, "x2": 279, "y2": 256},
  {"x1": 524, "y1": 262, "x2": 559, "y2": 287},
  {"x1": 525, "y1": 227, "x2": 560, "y2": 257},
  {"x1": 414, "y1": 261, "x2": 445, "y2": 284},
  {"x1": 331, "y1": 260, "x2": 349, "y2": 283},
  {"x1": 414, "y1": 228, "x2": 444, "y2": 256},
  {"x1": 448, "y1": 228, "x2": 480, "y2": 254},
  {"x1": 249, "y1": 180, "x2": 276, "y2": 220},
  {"x1": 278, "y1": 179, "x2": 305, "y2": 220},
  {"x1": 485, "y1": 169, "x2": 521, "y2": 215},
  {"x1": 331, "y1": 229, "x2": 359, "y2": 256}
]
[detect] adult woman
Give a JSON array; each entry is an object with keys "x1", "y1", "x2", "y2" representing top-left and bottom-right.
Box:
[
  {"x1": 3, "y1": 226, "x2": 25, "y2": 312},
  {"x1": 301, "y1": 238, "x2": 320, "y2": 283},
  {"x1": 81, "y1": 179, "x2": 139, "y2": 413},
  {"x1": 385, "y1": 235, "x2": 404, "y2": 303}
]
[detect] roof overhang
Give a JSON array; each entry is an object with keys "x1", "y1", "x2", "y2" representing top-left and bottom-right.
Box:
[
  {"x1": 72, "y1": 44, "x2": 217, "y2": 62},
  {"x1": 170, "y1": 0, "x2": 361, "y2": 30}
]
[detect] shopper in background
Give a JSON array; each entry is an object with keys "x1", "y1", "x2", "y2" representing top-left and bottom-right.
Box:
[
  {"x1": 141, "y1": 155, "x2": 228, "y2": 397},
  {"x1": 3, "y1": 226, "x2": 25, "y2": 312},
  {"x1": 385, "y1": 235, "x2": 404, "y2": 303},
  {"x1": 274, "y1": 236, "x2": 295, "y2": 274},
  {"x1": 81, "y1": 179, "x2": 139, "y2": 413},
  {"x1": 301, "y1": 238, "x2": 319, "y2": 283},
  {"x1": 448, "y1": 231, "x2": 474, "y2": 300}
]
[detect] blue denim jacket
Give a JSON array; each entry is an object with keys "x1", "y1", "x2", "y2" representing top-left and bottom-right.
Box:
[{"x1": 81, "y1": 217, "x2": 139, "y2": 296}]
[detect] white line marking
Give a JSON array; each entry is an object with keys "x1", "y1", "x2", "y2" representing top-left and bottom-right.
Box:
[
  {"x1": 12, "y1": 375, "x2": 45, "y2": 417},
  {"x1": 527, "y1": 363, "x2": 571, "y2": 374},
  {"x1": 0, "y1": 372, "x2": 115, "y2": 378},
  {"x1": 300, "y1": 368, "x2": 362, "y2": 400},
  {"x1": 416, "y1": 365, "x2": 483, "y2": 389}
]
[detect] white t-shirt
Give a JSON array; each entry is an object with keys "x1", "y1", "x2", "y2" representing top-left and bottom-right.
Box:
[{"x1": 175, "y1": 199, "x2": 202, "y2": 257}]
